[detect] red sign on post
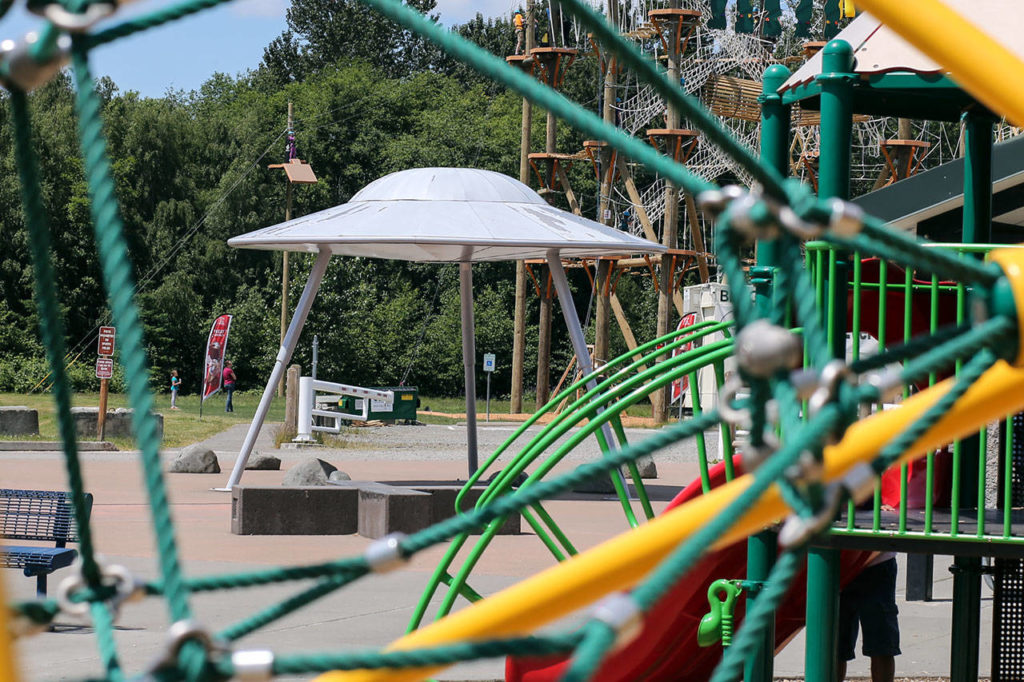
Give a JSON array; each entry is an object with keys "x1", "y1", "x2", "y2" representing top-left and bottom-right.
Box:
[
  {"x1": 95, "y1": 358, "x2": 114, "y2": 380},
  {"x1": 98, "y1": 326, "x2": 116, "y2": 356}
]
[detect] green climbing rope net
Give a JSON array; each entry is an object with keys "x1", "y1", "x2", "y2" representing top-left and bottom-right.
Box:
[{"x1": 2, "y1": 0, "x2": 1019, "y2": 680}]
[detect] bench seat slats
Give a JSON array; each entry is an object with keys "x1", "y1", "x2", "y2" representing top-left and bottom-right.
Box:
[{"x1": 0, "y1": 545, "x2": 78, "y2": 575}]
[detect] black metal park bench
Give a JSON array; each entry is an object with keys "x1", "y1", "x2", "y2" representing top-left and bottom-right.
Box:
[{"x1": 1, "y1": 489, "x2": 91, "y2": 597}]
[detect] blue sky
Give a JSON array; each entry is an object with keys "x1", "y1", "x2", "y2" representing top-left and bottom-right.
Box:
[{"x1": 0, "y1": 0, "x2": 520, "y2": 97}]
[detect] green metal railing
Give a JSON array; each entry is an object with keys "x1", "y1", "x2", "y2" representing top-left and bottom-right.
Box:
[
  {"x1": 807, "y1": 240, "x2": 1024, "y2": 547},
  {"x1": 409, "y1": 318, "x2": 738, "y2": 631}
]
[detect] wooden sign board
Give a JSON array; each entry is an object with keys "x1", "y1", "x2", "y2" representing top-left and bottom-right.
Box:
[
  {"x1": 98, "y1": 326, "x2": 116, "y2": 356},
  {"x1": 95, "y1": 357, "x2": 114, "y2": 380}
]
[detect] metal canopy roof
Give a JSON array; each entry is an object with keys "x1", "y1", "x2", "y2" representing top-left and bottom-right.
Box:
[
  {"x1": 782, "y1": 2, "x2": 1024, "y2": 93},
  {"x1": 229, "y1": 167, "x2": 665, "y2": 262},
  {"x1": 779, "y1": 2, "x2": 1023, "y2": 120},
  {"x1": 853, "y1": 134, "x2": 1024, "y2": 239}
]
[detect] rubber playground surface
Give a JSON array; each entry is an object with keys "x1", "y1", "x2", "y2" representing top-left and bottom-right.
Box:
[{"x1": 1, "y1": 421, "x2": 996, "y2": 681}]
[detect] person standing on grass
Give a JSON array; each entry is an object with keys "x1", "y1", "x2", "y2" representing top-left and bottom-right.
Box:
[
  {"x1": 170, "y1": 370, "x2": 181, "y2": 410},
  {"x1": 223, "y1": 361, "x2": 237, "y2": 413}
]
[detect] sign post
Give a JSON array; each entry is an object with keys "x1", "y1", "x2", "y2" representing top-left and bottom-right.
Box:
[
  {"x1": 483, "y1": 353, "x2": 496, "y2": 422},
  {"x1": 96, "y1": 327, "x2": 115, "y2": 440}
]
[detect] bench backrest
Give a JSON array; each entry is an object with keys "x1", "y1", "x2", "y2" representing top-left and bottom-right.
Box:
[{"x1": 0, "y1": 489, "x2": 91, "y2": 546}]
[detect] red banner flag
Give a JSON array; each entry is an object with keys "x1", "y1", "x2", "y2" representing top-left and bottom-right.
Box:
[
  {"x1": 670, "y1": 313, "x2": 698, "y2": 404},
  {"x1": 201, "y1": 314, "x2": 232, "y2": 403}
]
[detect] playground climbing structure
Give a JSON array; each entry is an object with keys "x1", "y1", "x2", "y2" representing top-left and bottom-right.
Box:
[{"x1": 7, "y1": 2, "x2": 1024, "y2": 682}]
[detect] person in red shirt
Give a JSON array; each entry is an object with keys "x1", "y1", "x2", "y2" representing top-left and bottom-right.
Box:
[{"x1": 223, "y1": 361, "x2": 237, "y2": 412}]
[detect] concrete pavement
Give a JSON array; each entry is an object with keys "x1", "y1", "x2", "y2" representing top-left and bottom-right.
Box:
[{"x1": 0, "y1": 420, "x2": 1000, "y2": 680}]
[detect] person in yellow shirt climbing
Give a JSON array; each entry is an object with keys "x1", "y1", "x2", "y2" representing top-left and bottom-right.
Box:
[{"x1": 514, "y1": 11, "x2": 525, "y2": 55}]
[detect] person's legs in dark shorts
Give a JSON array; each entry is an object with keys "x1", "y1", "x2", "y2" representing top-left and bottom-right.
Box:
[{"x1": 837, "y1": 557, "x2": 900, "y2": 682}]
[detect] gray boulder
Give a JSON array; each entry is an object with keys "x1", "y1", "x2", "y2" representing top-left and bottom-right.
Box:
[
  {"x1": 245, "y1": 452, "x2": 282, "y2": 471},
  {"x1": 282, "y1": 457, "x2": 337, "y2": 486},
  {"x1": 168, "y1": 445, "x2": 220, "y2": 474},
  {"x1": 328, "y1": 470, "x2": 351, "y2": 482},
  {"x1": 572, "y1": 471, "x2": 618, "y2": 494}
]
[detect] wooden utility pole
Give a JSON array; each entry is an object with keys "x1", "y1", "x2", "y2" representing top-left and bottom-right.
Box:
[
  {"x1": 268, "y1": 102, "x2": 317, "y2": 397},
  {"x1": 653, "y1": 1, "x2": 683, "y2": 423},
  {"x1": 279, "y1": 102, "x2": 294, "y2": 397},
  {"x1": 511, "y1": 0, "x2": 536, "y2": 415}
]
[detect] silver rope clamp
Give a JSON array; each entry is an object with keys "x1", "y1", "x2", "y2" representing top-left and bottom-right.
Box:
[
  {"x1": 861, "y1": 365, "x2": 905, "y2": 403},
  {"x1": 232, "y1": 649, "x2": 275, "y2": 681},
  {"x1": 145, "y1": 619, "x2": 227, "y2": 677},
  {"x1": 736, "y1": 320, "x2": 802, "y2": 378},
  {"x1": 840, "y1": 462, "x2": 878, "y2": 505},
  {"x1": 364, "y1": 532, "x2": 408, "y2": 573},
  {"x1": 694, "y1": 185, "x2": 744, "y2": 217},
  {"x1": 32, "y1": 2, "x2": 116, "y2": 32},
  {"x1": 56, "y1": 559, "x2": 145, "y2": 621},
  {"x1": 827, "y1": 198, "x2": 865, "y2": 238},
  {"x1": 0, "y1": 31, "x2": 71, "y2": 92},
  {"x1": 807, "y1": 359, "x2": 851, "y2": 417},
  {"x1": 739, "y1": 432, "x2": 780, "y2": 473},
  {"x1": 590, "y1": 592, "x2": 643, "y2": 650},
  {"x1": 778, "y1": 482, "x2": 844, "y2": 549}
]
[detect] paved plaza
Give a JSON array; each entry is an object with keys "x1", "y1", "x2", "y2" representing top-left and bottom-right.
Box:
[{"x1": 1, "y1": 421, "x2": 998, "y2": 680}]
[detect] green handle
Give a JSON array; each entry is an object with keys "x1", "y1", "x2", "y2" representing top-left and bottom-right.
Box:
[{"x1": 697, "y1": 580, "x2": 743, "y2": 648}]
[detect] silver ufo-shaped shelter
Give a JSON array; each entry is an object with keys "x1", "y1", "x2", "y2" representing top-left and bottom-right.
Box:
[{"x1": 223, "y1": 168, "x2": 665, "y2": 488}]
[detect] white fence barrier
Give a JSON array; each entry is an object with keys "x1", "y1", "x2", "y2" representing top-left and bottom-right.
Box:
[{"x1": 295, "y1": 377, "x2": 394, "y2": 442}]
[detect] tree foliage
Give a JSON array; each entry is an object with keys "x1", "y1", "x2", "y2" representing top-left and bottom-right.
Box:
[{"x1": 1, "y1": 2, "x2": 662, "y2": 400}]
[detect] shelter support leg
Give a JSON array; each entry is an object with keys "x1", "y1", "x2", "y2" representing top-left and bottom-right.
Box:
[
  {"x1": 460, "y1": 262, "x2": 479, "y2": 477},
  {"x1": 223, "y1": 249, "x2": 332, "y2": 489},
  {"x1": 547, "y1": 252, "x2": 621, "y2": 463}
]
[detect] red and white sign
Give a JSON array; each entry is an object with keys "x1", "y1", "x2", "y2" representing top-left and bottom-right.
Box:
[
  {"x1": 201, "y1": 314, "x2": 233, "y2": 402},
  {"x1": 95, "y1": 357, "x2": 114, "y2": 380},
  {"x1": 97, "y1": 326, "x2": 116, "y2": 356},
  {"x1": 670, "y1": 313, "x2": 699, "y2": 404}
]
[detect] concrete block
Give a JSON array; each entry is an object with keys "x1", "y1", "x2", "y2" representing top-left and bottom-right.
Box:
[
  {"x1": 231, "y1": 486, "x2": 358, "y2": 535},
  {"x1": 330, "y1": 482, "x2": 432, "y2": 539},
  {"x1": 70, "y1": 407, "x2": 163, "y2": 440},
  {"x1": 0, "y1": 407, "x2": 39, "y2": 436},
  {"x1": 415, "y1": 486, "x2": 520, "y2": 535}
]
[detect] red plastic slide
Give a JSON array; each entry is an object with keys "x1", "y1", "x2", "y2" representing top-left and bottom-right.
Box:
[{"x1": 506, "y1": 458, "x2": 873, "y2": 681}]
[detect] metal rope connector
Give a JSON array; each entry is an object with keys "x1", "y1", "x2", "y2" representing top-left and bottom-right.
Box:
[
  {"x1": 694, "y1": 185, "x2": 745, "y2": 217},
  {"x1": 144, "y1": 620, "x2": 228, "y2": 678},
  {"x1": 739, "y1": 432, "x2": 780, "y2": 473},
  {"x1": 231, "y1": 649, "x2": 275, "y2": 681},
  {"x1": 861, "y1": 365, "x2": 905, "y2": 403},
  {"x1": 807, "y1": 359, "x2": 851, "y2": 417},
  {"x1": 827, "y1": 198, "x2": 865, "y2": 238},
  {"x1": 0, "y1": 31, "x2": 71, "y2": 92},
  {"x1": 778, "y1": 482, "x2": 844, "y2": 549},
  {"x1": 364, "y1": 532, "x2": 408, "y2": 573},
  {"x1": 736, "y1": 320, "x2": 802, "y2": 378},
  {"x1": 56, "y1": 559, "x2": 146, "y2": 621},
  {"x1": 31, "y1": 1, "x2": 116, "y2": 32},
  {"x1": 590, "y1": 592, "x2": 643, "y2": 650}
]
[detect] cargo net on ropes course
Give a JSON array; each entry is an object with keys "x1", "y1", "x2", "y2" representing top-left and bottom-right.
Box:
[{"x1": 1, "y1": 0, "x2": 1020, "y2": 681}]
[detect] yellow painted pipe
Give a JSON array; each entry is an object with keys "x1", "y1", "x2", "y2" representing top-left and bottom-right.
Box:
[
  {"x1": 316, "y1": 252, "x2": 1024, "y2": 682},
  {"x1": 0, "y1": 572, "x2": 21, "y2": 682},
  {"x1": 852, "y1": 0, "x2": 1024, "y2": 127}
]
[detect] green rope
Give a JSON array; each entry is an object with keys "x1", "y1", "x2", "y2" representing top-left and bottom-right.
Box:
[
  {"x1": 85, "y1": 0, "x2": 237, "y2": 48},
  {"x1": 245, "y1": 633, "x2": 582, "y2": 676},
  {"x1": 9, "y1": 88, "x2": 104, "y2": 589}
]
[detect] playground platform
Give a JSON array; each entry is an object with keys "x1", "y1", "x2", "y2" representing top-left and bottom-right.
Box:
[{"x1": 0, "y1": 421, "x2": 996, "y2": 681}]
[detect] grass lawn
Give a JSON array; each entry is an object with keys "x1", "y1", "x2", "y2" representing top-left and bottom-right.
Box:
[
  {"x1": 0, "y1": 391, "x2": 285, "y2": 449},
  {"x1": 417, "y1": 394, "x2": 657, "y2": 425},
  {"x1": 0, "y1": 389, "x2": 658, "y2": 448}
]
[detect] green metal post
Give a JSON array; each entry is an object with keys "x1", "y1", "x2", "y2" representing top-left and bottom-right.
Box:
[
  {"x1": 949, "y1": 112, "x2": 993, "y2": 682},
  {"x1": 951, "y1": 556, "x2": 983, "y2": 682},
  {"x1": 806, "y1": 40, "x2": 855, "y2": 682},
  {"x1": 744, "y1": 63, "x2": 791, "y2": 682}
]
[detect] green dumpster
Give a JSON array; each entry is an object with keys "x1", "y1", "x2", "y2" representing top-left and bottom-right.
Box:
[{"x1": 337, "y1": 386, "x2": 418, "y2": 424}]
